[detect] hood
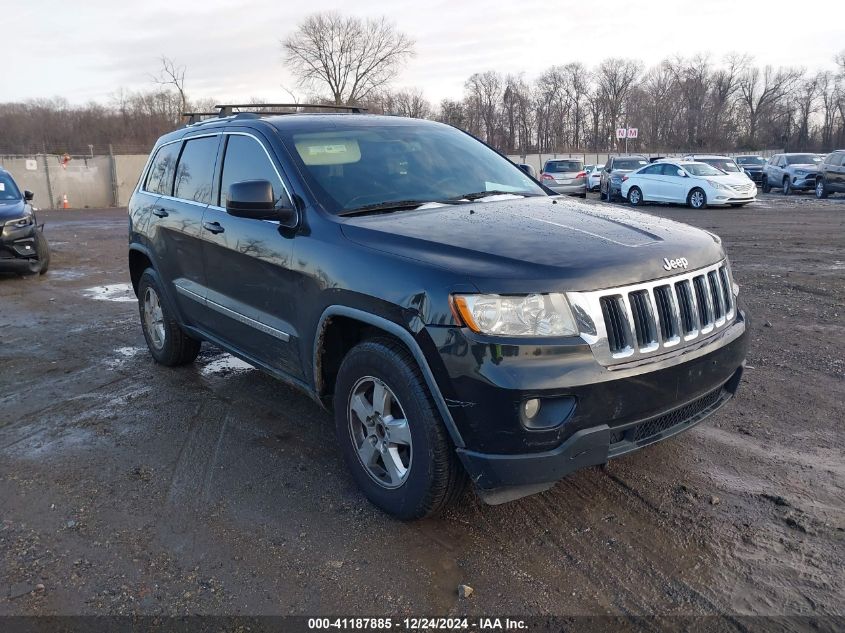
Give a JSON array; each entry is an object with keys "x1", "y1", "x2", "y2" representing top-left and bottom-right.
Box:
[
  {"x1": 788, "y1": 164, "x2": 818, "y2": 171},
  {"x1": 340, "y1": 196, "x2": 725, "y2": 292},
  {"x1": 0, "y1": 199, "x2": 27, "y2": 222}
]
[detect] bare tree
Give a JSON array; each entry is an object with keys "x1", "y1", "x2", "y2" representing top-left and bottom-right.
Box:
[
  {"x1": 464, "y1": 71, "x2": 503, "y2": 144},
  {"x1": 282, "y1": 12, "x2": 414, "y2": 105},
  {"x1": 738, "y1": 64, "x2": 802, "y2": 146},
  {"x1": 153, "y1": 56, "x2": 188, "y2": 117},
  {"x1": 385, "y1": 87, "x2": 432, "y2": 118},
  {"x1": 595, "y1": 58, "x2": 640, "y2": 146}
]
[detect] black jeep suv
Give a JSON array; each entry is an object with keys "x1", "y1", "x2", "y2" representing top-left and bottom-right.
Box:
[{"x1": 128, "y1": 106, "x2": 748, "y2": 519}]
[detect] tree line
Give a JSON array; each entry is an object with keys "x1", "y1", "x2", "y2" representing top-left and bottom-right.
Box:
[{"x1": 1, "y1": 11, "x2": 844, "y2": 156}]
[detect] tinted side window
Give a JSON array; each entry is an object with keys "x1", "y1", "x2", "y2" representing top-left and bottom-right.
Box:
[
  {"x1": 174, "y1": 136, "x2": 219, "y2": 204},
  {"x1": 660, "y1": 164, "x2": 680, "y2": 176},
  {"x1": 219, "y1": 135, "x2": 288, "y2": 208},
  {"x1": 145, "y1": 142, "x2": 180, "y2": 195},
  {"x1": 639, "y1": 164, "x2": 660, "y2": 175},
  {"x1": 832, "y1": 153, "x2": 844, "y2": 167}
]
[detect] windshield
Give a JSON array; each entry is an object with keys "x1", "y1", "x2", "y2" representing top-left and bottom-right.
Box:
[
  {"x1": 683, "y1": 163, "x2": 723, "y2": 177},
  {"x1": 785, "y1": 154, "x2": 821, "y2": 165},
  {"x1": 698, "y1": 158, "x2": 741, "y2": 173},
  {"x1": 0, "y1": 173, "x2": 22, "y2": 201},
  {"x1": 281, "y1": 122, "x2": 545, "y2": 213},
  {"x1": 544, "y1": 160, "x2": 582, "y2": 173},
  {"x1": 736, "y1": 156, "x2": 765, "y2": 166},
  {"x1": 613, "y1": 158, "x2": 648, "y2": 170}
]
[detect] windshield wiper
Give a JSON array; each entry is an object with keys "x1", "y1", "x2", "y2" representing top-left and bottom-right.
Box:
[
  {"x1": 338, "y1": 200, "x2": 433, "y2": 217},
  {"x1": 447, "y1": 190, "x2": 534, "y2": 201}
]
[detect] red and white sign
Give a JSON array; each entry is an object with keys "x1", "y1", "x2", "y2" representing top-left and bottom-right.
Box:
[
  {"x1": 627, "y1": 127, "x2": 639, "y2": 139},
  {"x1": 617, "y1": 127, "x2": 638, "y2": 140},
  {"x1": 616, "y1": 128, "x2": 627, "y2": 139}
]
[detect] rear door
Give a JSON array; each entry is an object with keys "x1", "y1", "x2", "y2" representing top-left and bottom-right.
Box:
[
  {"x1": 634, "y1": 164, "x2": 664, "y2": 200},
  {"x1": 144, "y1": 135, "x2": 220, "y2": 325},
  {"x1": 199, "y1": 130, "x2": 302, "y2": 377}
]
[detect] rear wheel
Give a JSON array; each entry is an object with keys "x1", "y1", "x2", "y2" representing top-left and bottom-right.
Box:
[
  {"x1": 816, "y1": 179, "x2": 828, "y2": 199},
  {"x1": 687, "y1": 188, "x2": 707, "y2": 209},
  {"x1": 782, "y1": 177, "x2": 791, "y2": 195},
  {"x1": 627, "y1": 186, "x2": 643, "y2": 206},
  {"x1": 762, "y1": 176, "x2": 771, "y2": 193},
  {"x1": 137, "y1": 268, "x2": 201, "y2": 366},
  {"x1": 334, "y1": 338, "x2": 466, "y2": 519}
]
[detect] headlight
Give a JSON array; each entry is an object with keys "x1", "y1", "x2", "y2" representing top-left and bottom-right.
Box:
[
  {"x1": 706, "y1": 180, "x2": 730, "y2": 191},
  {"x1": 7, "y1": 213, "x2": 34, "y2": 228},
  {"x1": 451, "y1": 293, "x2": 578, "y2": 337}
]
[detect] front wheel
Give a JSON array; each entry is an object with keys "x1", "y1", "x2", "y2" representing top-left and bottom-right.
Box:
[
  {"x1": 627, "y1": 187, "x2": 643, "y2": 206},
  {"x1": 35, "y1": 230, "x2": 50, "y2": 274},
  {"x1": 687, "y1": 188, "x2": 707, "y2": 210},
  {"x1": 137, "y1": 269, "x2": 201, "y2": 366},
  {"x1": 816, "y1": 179, "x2": 828, "y2": 199},
  {"x1": 762, "y1": 177, "x2": 771, "y2": 194},
  {"x1": 334, "y1": 338, "x2": 466, "y2": 519},
  {"x1": 782, "y1": 178, "x2": 791, "y2": 195}
]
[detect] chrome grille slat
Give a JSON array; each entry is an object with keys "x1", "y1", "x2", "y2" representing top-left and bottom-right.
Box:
[{"x1": 567, "y1": 260, "x2": 737, "y2": 367}]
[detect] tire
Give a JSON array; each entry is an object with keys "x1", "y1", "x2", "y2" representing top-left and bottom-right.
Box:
[
  {"x1": 137, "y1": 268, "x2": 201, "y2": 366},
  {"x1": 627, "y1": 186, "x2": 643, "y2": 207},
  {"x1": 762, "y1": 177, "x2": 771, "y2": 194},
  {"x1": 782, "y1": 178, "x2": 791, "y2": 195},
  {"x1": 36, "y1": 230, "x2": 50, "y2": 274},
  {"x1": 687, "y1": 188, "x2": 707, "y2": 210},
  {"x1": 816, "y1": 179, "x2": 828, "y2": 199},
  {"x1": 333, "y1": 338, "x2": 466, "y2": 520}
]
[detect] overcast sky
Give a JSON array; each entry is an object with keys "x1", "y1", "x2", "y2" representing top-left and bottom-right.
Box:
[{"x1": 7, "y1": 0, "x2": 845, "y2": 106}]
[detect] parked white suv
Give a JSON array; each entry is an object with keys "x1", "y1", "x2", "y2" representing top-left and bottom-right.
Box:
[{"x1": 621, "y1": 160, "x2": 757, "y2": 209}]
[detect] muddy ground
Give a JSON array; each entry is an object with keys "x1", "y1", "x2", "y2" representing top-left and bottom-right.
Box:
[{"x1": 0, "y1": 193, "x2": 843, "y2": 622}]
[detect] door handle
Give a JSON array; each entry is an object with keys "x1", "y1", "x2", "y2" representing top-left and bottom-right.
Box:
[
  {"x1": 202, "y1": 221, "x2": 225, "y2": 234},
  {"x1": 152, "y1": 208, "x2": 169, "y2": 218}
]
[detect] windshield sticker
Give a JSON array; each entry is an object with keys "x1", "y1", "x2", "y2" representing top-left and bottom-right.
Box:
[
  {"x1": 295, "y1": 138, "x2": 362, "y2": 165},
  {"x1": 0, "y1": 183, "x2": 5, "y2": 191}
]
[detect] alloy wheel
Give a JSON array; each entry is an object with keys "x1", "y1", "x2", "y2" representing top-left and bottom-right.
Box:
[
  {"x1": 690, "y1": 190, "x2": 705, "y2": 208},
  {"x1": 143, "y1": 286, "x2": 166, "y2": 350},
  {"x1": 347, "y1": 376, "x2": 412, "y2": 489}
]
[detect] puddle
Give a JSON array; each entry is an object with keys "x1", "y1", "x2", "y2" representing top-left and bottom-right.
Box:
[
  {"x1": 200, "y1": 354, "x2": 254, "y2": 376},
  {"x1": 82, "y1": 283, "x2": 135, "y2": 303},
  {"x1": 50, "y1": 269, "x2": 87, "y2": 280}
]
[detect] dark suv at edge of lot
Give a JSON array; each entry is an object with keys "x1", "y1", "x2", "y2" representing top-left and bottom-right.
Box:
[
  {"x1": 815, "y1": 149, "x2": 845, "y2": 198},
  {"x1": 128, "y1": 110, "x2": 749, "y2": 519}
]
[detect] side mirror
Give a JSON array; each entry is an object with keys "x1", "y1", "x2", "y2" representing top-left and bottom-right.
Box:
[
  {"x1": 676, "y1": 169, "x2": 686, "y2": 177},
  {"x1": 24, "y1": 190, "x2": 34, "y2": 201},
  {"x1": 226, "y1": 180, "x2": 297, "y2": 226},
  {"x1": 517, "y1": 164, "x2": 536, "y2": 178}
]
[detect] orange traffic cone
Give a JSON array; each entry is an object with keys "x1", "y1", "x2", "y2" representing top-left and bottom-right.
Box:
[{"x1": 62, "y1": 194, "x2": 69, "y2": 209}]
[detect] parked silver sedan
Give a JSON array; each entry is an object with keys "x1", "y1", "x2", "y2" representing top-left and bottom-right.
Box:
[{"x1": 540, "y1": 159, "x2": 587, "y2": 197}]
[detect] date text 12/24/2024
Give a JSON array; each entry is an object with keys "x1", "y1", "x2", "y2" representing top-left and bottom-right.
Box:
[{"x1": 307, "y1": 618, "x2": 528, "y2": 630}]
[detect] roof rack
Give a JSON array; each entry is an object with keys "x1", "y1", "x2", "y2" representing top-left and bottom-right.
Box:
[
  {"x1": 182, "y1": 112, "x2": 220, "y2": 124},
  {"x1": 214, "y1": 103, "x2": 367, "y2": 116}
]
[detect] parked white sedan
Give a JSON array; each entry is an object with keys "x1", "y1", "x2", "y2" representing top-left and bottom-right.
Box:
[{"x1": 620, "y1": 160, "x2": 757, "y2": 209}]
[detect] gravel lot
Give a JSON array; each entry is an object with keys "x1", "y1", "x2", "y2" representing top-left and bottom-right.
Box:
[{"x1": 1, "y1": 193, "x2": 843, "y2": 621}]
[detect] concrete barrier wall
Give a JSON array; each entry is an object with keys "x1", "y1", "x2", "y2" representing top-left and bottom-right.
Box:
[
  {"x1": 114, "y1": 155, "x2": 151, "y2": 207},
  {"x1": 0, "y1": 152, "x2": 150, "y2": 210}
]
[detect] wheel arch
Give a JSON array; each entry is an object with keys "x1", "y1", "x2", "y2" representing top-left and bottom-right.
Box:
[
  {"x1": 129, "y1": 245, "x2": 155, "y2": 296},
  {"x1": 313, "y1": 306, "x2": 465, "y2": 448}
]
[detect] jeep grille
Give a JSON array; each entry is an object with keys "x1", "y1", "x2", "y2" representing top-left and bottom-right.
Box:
[{"x1": 567, "y1": 261, "x2": 736, "y2": 366}]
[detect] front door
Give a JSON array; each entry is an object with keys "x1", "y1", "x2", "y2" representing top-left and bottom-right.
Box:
[{"x1": 199, "y1": 131, "x2": 302, "y2": 378}]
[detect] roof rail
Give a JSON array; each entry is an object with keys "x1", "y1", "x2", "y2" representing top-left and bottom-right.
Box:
[{"x1": 214, "y1": 103, "x2": 367, "y2": 116}]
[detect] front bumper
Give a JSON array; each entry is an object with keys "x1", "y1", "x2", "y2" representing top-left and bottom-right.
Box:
[
  {"x1": 0, "y1": 223, "x2": 38, "y2": 271},
  {"x1": 426, "y1": 309, "x2": 749, "y2": 500},
  {"x1": 790, "y1": 175, "x2": 816, "y2": 190}
]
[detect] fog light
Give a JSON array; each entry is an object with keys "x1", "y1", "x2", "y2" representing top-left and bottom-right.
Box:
[{"x1": 522, "y1": 398, "x2": 541, "y2": 420}]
